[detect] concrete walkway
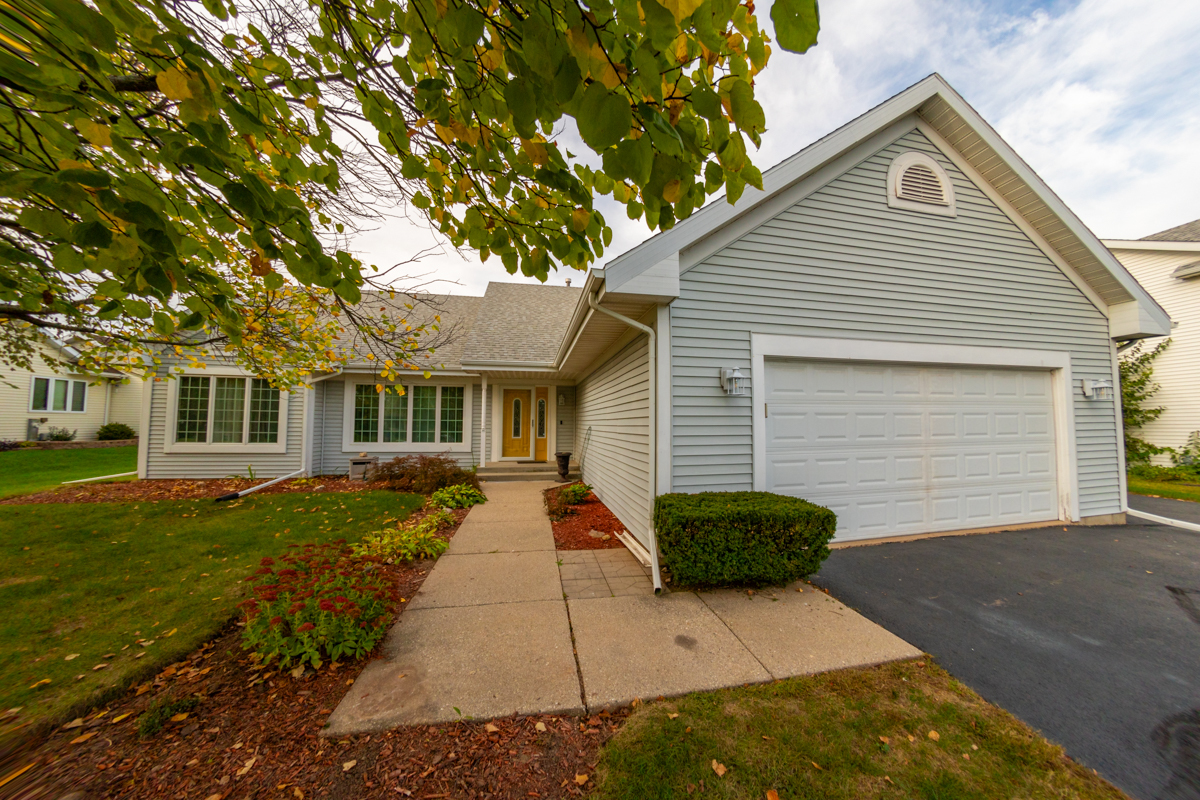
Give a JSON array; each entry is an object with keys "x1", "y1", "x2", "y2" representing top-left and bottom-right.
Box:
[{"x1": 325, "y1": 482, "x2": 919, "y2": 734}]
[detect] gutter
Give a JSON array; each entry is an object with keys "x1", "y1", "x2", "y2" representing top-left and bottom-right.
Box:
[{"x1": 586, "y1": 291, "x2": 663, "y2": 595}]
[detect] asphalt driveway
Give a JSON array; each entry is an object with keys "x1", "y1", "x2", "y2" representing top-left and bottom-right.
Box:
[{"x1": 812, "y1": 506, "x2": 1200, "y2": 800}]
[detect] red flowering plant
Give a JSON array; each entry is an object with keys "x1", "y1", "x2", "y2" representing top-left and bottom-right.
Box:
[{"x1": 239, "y1": 541, "x2": 397, "y2": 668}]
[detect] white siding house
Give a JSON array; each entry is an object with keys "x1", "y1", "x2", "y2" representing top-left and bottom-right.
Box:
[
  {"x1": 137, "y1": 76, "x2": 1169, "y2": 588},
  {"x1": 1104, "y1": 221, "x2": 1200, "y2": 462}
]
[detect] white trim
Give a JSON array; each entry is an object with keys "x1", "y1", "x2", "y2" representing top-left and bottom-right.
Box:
[
  {"x1": 749, "y1": 333, "x2": 1081, "y2": 525},
  {"x1": 887, "y1": 151, "x2": 956, "y2": 217},
  {"x1": 28, "y1": 376, "x2": 89, "y2": 414},
  {"x1": 656, "y1": 303, "x2": 673, "y2": 494},
  {"x1": 137, "y1": 377, "x2": 152, "y2": 479},
  {"x1": 917, "y1": 121, "x2": 1110, "y2": 317},
  {"x1": 1128, "y1": 508, "x2": 1200, "y2": 533},
  {"x1": 301, "y1": 386, "x2": 315, "y2": 476},
  {"x1": 1111, "y1": 340, "x2": 1128, "y2": 512},
  {"x1": 1102, "y1": 240, "x2": 1200, "y2": 253},
  {"x1": 480, "y1": 373, "x2": 488, "y2": 463},
  {"x1": 163, "y1": 369, "x2": 290, "y2": 454},
  {"x1": 339, "y1": 378, "x2": 473, "y2": 454}
]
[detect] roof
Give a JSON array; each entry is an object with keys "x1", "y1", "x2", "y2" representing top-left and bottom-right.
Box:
[
  {"x1": 600, "y1": 73, "x2": 1170, "y2": 340},
  {"x1": 1141, "y1": 219, "x2": 1200, "y2": 243},
  {"x1": 460, "y1": 282, "x2": 582, "y2": 366},
  {"x1": 334, "y1": 291, "x2": 481, "y2": 370}
]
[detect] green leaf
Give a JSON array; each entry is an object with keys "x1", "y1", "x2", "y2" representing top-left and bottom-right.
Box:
[
  {"x1": 221, "y1": 182, "x2": 261, "y2": 218},
  {"x1": 577, "y1": 83, "x2": 632, "y2": 151},
  {"x1": 504, "y1": 77, "x2": 538, "y2": 139},
  {"x1": 56, "y1": 168, "x2": 111, "y2": 188},
  {"x1": 728, "y1": 80, "x2": 765, "y2": 135},
  {"x1": 771, "y1": 0, "x2": 820, "y2": 53},
  {"x1": 602, "y1": 135, "x2": 653, "y2": 186},
  {"x1": 71, "y1": 221, "x2": 113, "y2": 249},
  {"x1": 691, "y1": 87, "x2": 722, "y2": 122}
]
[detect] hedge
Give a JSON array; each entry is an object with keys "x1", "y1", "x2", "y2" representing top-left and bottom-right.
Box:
[{"x1": 654, "y1": 491, "x2": 837, "y2": 588}]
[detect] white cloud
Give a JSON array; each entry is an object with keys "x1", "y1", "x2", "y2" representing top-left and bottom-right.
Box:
[{"x1": 348, "y1": 0, "x2": 1200, "y2": 295}]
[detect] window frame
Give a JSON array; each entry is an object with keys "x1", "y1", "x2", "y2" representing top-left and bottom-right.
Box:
[
  {"x1": 885, "y1": 151, "x2": 957, "y2": 218},
  {"x1": 29, "y1": 377, "x2": 88, "y2": 414},
  {"x1": 163, "y1": 369, "x2": 289, "y2": 454},
  {"x1": 341, "y1": 379, "x2": 472, "y2": 453}
]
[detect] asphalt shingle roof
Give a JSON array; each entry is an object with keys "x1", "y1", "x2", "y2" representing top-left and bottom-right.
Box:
[
  {"x1": 460, "y1": 282, "x2": 582, "y2": 365},
  {"x1": 1140, "y1": 219, "x2": 1200, "y2": 242}
]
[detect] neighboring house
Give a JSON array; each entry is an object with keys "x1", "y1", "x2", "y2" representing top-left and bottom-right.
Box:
[
  {"x1": 140, "y1": 75, "x2": 1168, "y2": 566},
  {"x1": 1, "y1": 336, "x2": 143, "y2": 442},
  {"x1": 1103, "y1": 220, "x2": 1200, "y2": 462}
]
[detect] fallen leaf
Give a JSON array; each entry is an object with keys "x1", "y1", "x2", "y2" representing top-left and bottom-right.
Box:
[
  {"x1": 668, "y1": 713, "x2": 680, "y2": 719},
  {"x1": 767, "y1": 791, "x2": 781, "y2": 800},
  {"x1": 811, "y1": 761, "x2": 823, "y2": 770},
  {"x1": 574, "y1": 774, "x2": 589, "y2": 785},
  {"x1": 62, "y1": 718, "x2": 84, "y2": 730},
  {"x1": 64, "y1": 654, "x2": 79, "y2": 661},
  {"x1": 535, "y1": 722, "x2": 547, "y2": 732},
  {"x1": 204, "y1": 794, "x2": 222, "y2": 800},
  {"x1": 342, "y1": 760, "x2": 357, "y2": 772},
  {"x1": 170, "y1": 712, "x2": 189, "y2": 722},
  {"x1": 92, "y1": 664, "x2": 108, "y2": 671},
  {"x1": 29, "y1": 679, "x2": 51, "y2": 689},
  {"x1": 928, "y1": 730, "x2": 940, "y2": 741},
  {"x1": 70, "y1": 732, "x2": 96, "y2": 744},
  {"x1": 485, "y1": 723, "x2": 500, "y2": 734},
  {"x1": 237, "y1": 756, "x2": 257, "y2": 776},
  {"x1": 712, "y1": 760, "x2": 727, "y2": 777},
  {"x1": 111, "y1": 713, "x2": 131, "y2": 724},
  {"x1": 879, "y1": 735, "x2": 890, "y2": 744},
  {"x1": 293, "y1": 789, "x2": 304, "y2": 799},
  {"x1": 186, "y1": 758, "x2": 199, "y2": 766},
  {"x1": 165, "y1": 628, "x2": 178, "y2": 637},
  {"x1": 972, "y1": 744, "x2": 979, "y2": 750},
  {"x1": 962, "y1": 753, "x2": 970, "y2": 760}
]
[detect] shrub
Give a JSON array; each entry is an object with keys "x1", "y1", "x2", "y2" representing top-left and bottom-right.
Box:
[
  {"x1": 1173, "y1": 431, "x2": 1200, "y2": 468},
  {"x1": 373, "y1": 453, "x2": 481, "y2": 494},
  {"x1": 0, "y1": 440, "x2": 19, "y2": 452},
  {"x1": 137, "y1": 696, "x2": 199, "y2": 738},
  {"x1": 558, "y1": 482, "x2": 592, "y2": 505},
  {"x1": 45, "y1": 426, "x2": 76, "y2": 441},
  {"x1": 430, "y1": 484, "x2": 487, "y2": 509},
  {"x1": 239, "y1": 542, "x2": 397, "y2": 668},
  {"x1": 1128, "y1": 463, "x2": 1200, "y2": 483},
  {"x1": 352, "y1": 510, "x2": 454, "y2": 562},
  {"x1": 654, "y1": 492, "x2": 837, "y2": 588},
  {"x1": 96, "y1": 422, "x2": 136, "y2": 440}
]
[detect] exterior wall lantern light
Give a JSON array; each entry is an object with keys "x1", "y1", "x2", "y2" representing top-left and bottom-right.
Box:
[
  {"x1": 1081, "y1": 379, "x2": 1114, "y2": 400},
  {"x1": 720, "y1": 367, "x2": 747, "y2": 396}
]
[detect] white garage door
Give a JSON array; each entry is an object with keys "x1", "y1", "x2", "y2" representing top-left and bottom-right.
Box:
[{"x1": 764, "y1": 360, "x2": 1059, "y2": 542}]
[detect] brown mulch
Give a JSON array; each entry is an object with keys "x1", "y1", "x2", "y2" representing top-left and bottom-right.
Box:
[
  {"x1": 544, "y1": 483, "x2": 627, "y2": 551},
  {"x1": 6, "y1": 519, "x2": 629, "y2": 800},
  {"x1": 1, "y1": 476, "x2": 392, "y2": 505}
]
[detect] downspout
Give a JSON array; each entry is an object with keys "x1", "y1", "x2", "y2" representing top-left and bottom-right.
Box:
[
  {"x1": 103, "y1": 380, "x2": 112, "y2": 426},
  {"x1": 480, "y1": 373, "x2": 488, "y2": 466},
  {"x1": 586, "y1": 292, "x2": 662, "y2": 594}
]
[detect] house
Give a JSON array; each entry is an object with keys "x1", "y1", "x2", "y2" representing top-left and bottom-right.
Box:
[
  {"x1": 1103, "y1": 221, "x2": 1200, "y2": 462},
  {"x1": 139, "y1": 75, "x2": 1168, "y2": 580},
  {"x1": 1, "y1": 336, "x2": 143, "y2": 442}
]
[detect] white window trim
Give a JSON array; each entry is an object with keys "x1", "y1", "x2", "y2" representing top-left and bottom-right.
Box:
[
  {"x1": 886, "y1": 151, "x2": 957, "y2": 217},
  {"x1": 340, "y1": 379, "x2": 472, "y2": 453},
  {"x1": 749, "y1": 333, "x2": 1080, "y2": 524},
  {"x1": 163, "y1": 369, "x2": 289, "y2": 454},
  {"x1": 29, "y1": 376, "x2": 88, "y2": 414}
]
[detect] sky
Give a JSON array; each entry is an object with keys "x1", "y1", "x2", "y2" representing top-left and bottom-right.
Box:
[{"x1": 350, "y1": 0, "x2": 1200, "y2": 297}]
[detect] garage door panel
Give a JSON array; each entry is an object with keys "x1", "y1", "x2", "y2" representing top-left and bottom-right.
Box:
[{"x1": 764, "y1": 360, "x2": 1059, "y2": 541}]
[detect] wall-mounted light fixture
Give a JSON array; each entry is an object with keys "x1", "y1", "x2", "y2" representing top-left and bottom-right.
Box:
[
  {"x1": 1081, "y1": 379, "x2": 1114, "y2": 400},
  {"x1": 558, "y1": 393, "x2": 566, "y2": 406},
  {"x1": 720, "y1": 367, "x2": 747, "y2": 396}
]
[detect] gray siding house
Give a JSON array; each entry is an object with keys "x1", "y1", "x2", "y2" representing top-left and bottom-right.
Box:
[{"x1": 140, "y1": 75, "x2": 1168, "y2": 587}]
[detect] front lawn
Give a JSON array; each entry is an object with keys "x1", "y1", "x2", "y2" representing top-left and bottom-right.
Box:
[
  {"x1": 0, "y1": 490, "x2": 422, "y2": 725},
  {"x1": 592, "y1": 660, "x2": 1124, "y2": 800},
  {"x1": 0, "y1": 446, "x2": 138, "y2": 499},
  {"x1": 1128, "y1": 477, "x2": 1200, "y2": 504}
]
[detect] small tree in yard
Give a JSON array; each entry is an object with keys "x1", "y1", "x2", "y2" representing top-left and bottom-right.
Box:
[{"x1": 1119, "y1": 339, "x2": 1171, "y2": 465}]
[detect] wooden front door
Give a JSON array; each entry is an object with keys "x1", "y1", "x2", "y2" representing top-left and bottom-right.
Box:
[
  {"x1": 534, "y1": 387, "x2": 549, "y2": 461},
  {"x1": 502, "y1": 389, "x2": 531, "y2": 458}
]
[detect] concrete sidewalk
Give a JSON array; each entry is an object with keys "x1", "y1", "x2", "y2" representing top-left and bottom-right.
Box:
[{"x1": 325, "y1": 482, "x2": 919, "y2": 734}]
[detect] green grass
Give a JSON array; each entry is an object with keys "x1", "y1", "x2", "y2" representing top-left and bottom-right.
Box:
[
  {"x1": 591, "y1": 660, "x2": 1125, "y2": 800},
  {"x1": 0, "y1": 446, "x2": 138, "y2": 499},
  {"x1": 0, "y1": 490, "x2": 423, "y2": 726},
  {"x1": 1129, "y1": 477, "x2": 1200, "y2": 503}
]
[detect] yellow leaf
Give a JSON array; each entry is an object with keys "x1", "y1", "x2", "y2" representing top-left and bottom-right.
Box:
[
  {"x1": 62, "y1": 718, "x2": 84, "y2": 730},
  {"x1": 305, "y1": 96, "x2": 320, "y2": 109},
  {"x1": 667, "y1": 713, "x2": 680, "y2": 720},
  {"x1": 485, "y1": 723, "x2": 500, "y2": 733},
  {"x1": 657, "y1": 0, "x2": 703, "y2": 23},
  {"x1": 928, "y1": 730, "x2": 940, "y2": 741},
  {"x1": 29, "y1": 678, "x2": 51, "y2": 689},
  {"x1": 170, "y1": 712, "x2": 189, "y2": 722},
  {"x1": 112, "y1": 713, "x2": 132, "y2": 724},
  {"x1": 64, "y1": 654, "x2": 79, "y2": 661},
  {"x1": 77, "y1": 119, "x2": 112, "y2": 149},
  {"x1": 70, "y1": 732, "x2": 96, "y2": 745},
  {"x1": 712, "y1": 760, "x2": 727, "y2": 777},
  {"x1": 662, "y1": 179, "x2": 682, "y2": 203},
  {"x1": 574, "y1": 773, "x2": 589, "y2": 785},
  {"x1": 767, "y1": 792, "x2": 781, "y2": 800},
  {"x1": 164, "y1": 628, "x2": 178, "y2": 637},
  {"x1": 810, "y1": 761, "x2": 822, "y2": 770},
  {"x1": 879, "y1": 735, "x2": 889, "y2": 744},
  {"x1": 520, "y1": 138, "x2": 549, "y2": 166},
  {"x1": 237, "y1": 756, "x2": 257, "y2": 776},
  {"x1": 342, "y1": 759, "x2": 357, "y2": 772},
  {"x1": 572, "y1": 208, "x2": 590, "y2": 232},
  {"x1": 156, "y1": 67, "x2": 193, "y2": 101}
]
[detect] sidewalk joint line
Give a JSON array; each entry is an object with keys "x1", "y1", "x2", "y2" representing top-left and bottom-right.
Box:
[{"x1": 696, "y1": 591, "x2": 776, "y2": 680}]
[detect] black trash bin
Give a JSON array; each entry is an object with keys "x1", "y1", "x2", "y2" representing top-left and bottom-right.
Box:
[{"x1": 554, "y1": 451, "x2": 572, "y2": 481}]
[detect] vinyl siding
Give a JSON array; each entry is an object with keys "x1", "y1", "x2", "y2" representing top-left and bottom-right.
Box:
[
  {"x1": 144, "y1": 358, "x2": 304, "y2": 479},
  {"x1": 313, "y1": 379, "x2": 482, "y2": 475},
  {"x1": 671, "y1": 128, "x2": 1121, "y2": 518},
  {"x1": 1111, "y1": 248, "x2": 1200, "y2": 462},
  {"x1": 555, "y1": 386, "x2": 576, "y2": 454},
  {"x1": 576, "y1": 336, "x2": 652, "y2": 548},
  {"x1": 1, "y1": 344, "x2": 143, "y2": 441}
]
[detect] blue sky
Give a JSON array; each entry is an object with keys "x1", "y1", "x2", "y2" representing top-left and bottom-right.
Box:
[{"x1": 353, "y1": 0, "x2": 1200, "y2": 294}]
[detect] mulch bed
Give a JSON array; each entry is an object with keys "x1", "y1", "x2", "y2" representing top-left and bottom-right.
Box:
[
  {"x1": 5, "y1": 512, "x2": 629, "y2": 800},
  {"x1": 544, "y1": 483, "x2": 627, "y2": 551},
  {"x1": 2, "y1": 477, "x2": 391, "y2": 505}
]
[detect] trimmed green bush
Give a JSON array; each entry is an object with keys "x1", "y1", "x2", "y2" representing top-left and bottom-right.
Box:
[
  {"x1": 654, "y1": 491, "x2": 836, "y2": 588},
  {"x1": 96, "y1": 422, "x2": 136, "y2": 440}
]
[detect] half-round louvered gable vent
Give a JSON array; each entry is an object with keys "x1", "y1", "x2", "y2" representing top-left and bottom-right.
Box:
[
  {"x1": 886, "y1": 152, "x2": 957, "y2": 217},
  {"x1": 898, "y1": 163, "x2": 948, "y2": 205}
]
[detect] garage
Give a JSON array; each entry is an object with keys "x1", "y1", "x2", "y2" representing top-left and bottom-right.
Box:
[{"x1": 762, "y1": 358, "x2": 1062, "y2": 542}]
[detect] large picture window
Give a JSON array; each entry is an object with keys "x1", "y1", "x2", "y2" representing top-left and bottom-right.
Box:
[
  {"x1": 30, "y1": 377, "x2": 87, "y2": 413},
  {"x1": 171, "y1": 375, "x2": 283, "y2": 448},
  {"x1": 348, "y1": 383, "x2": 467, "y2": 448}
]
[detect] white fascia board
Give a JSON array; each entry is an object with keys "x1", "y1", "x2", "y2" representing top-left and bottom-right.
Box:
[
  {"x1": 605, "y1": 251, "x2": 679, "y2": 300},
  {"x1": 1109, "y1": 300, "x2": 1172, "y2": 339},
  {"x1": 552, "y1": 268, "x2": 607, "y2": 367},
  {"x1": 1103, "y1": 240, "x2": 1200, "y2": 253}
]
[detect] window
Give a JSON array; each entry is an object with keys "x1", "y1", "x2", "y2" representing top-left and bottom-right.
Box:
[
  {"x1": 349, "y1": 383, "x2": 466, "y2": 448},
  {"x1": 537, "y1": 398, "x2": 547, "y2": 439},
  {"x1": 886, "y1": 151, "x2": 956, "y2": 217},
  {"x1": 511, "y1": 398, "x2": 522, "y2": 438},
  {"x1": 30, "y1": 377, "x2": 87, "y2": 413},
  {"x1": 171, "y1": 375, "x2": 284, "y2": 448}
]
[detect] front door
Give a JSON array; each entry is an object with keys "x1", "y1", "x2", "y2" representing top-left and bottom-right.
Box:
[
  {"x1": 535, "y1": 387, "x2": 549, "y2": 461},
  {"x1": 502, "y1": 389, "x2": 531, "y2": 458}
]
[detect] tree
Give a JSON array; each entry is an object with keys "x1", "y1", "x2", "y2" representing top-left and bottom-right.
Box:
[
  {"x1": 0, "y1": 0, "x2": 820, "y2": 386},
  {"x1": 1119, "y1": 338, "x2": 1171, "y2": 465}
]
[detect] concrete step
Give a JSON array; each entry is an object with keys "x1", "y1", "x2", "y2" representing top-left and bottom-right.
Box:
[{"x1": 479, "y1": 469, "x2": 579, "y2": 483}]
